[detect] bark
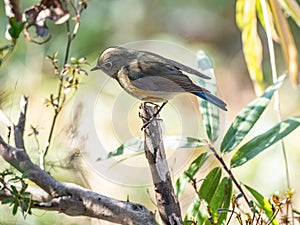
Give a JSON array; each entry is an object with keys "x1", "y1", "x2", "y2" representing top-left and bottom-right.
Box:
[{"x1": 140, "y1": 102, "x2": 183, "y2": 225}]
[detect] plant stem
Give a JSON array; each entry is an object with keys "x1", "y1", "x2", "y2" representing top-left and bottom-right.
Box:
[
  {"x1": 208, "y1": 145, "x2": 251, "y2": 209},
  {"x1": 40, "y1": 21, "x2": 73, "y2": 170},
  {"x1": 259, "y1": 1, "x2": 294, "y2": 224}
]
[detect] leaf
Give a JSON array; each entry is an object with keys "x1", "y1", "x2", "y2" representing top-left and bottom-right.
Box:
[
  {"x1": 256, "y1": 0, "x2": 279, "y2": 41},
  {"x1": 8, "y1": 17, "x2": 25, "y2": 39},
  {"x1": 175, "y1": 152, "x2": 210, "y2": 198},
  {"x1": 269, "y1": 0, "x2": 299, "y2": 86},
  {"x1": 199, "y1": 167, "x2": 222, "y2": 204},
  {"x1": 1, "y1": 197, "x2": 14, "y2": 204},
  {"x1": 107, "y1": 136, "x2": 206, "y2": 158},
  {"x1": 221, "y1": 75, "x2": 285, "y2": 153},
  {"x1": 231, "y1": 115, "x2": 300, "y2": 167},
  {"x1": 196, "y1": 50, "x2": 220, "y2": 143},
  {"x1": 12, "y1": 201, "x2": 19, "y2": 215},
  {"x1": 279, "y1": 0, "x2": 300, "y2": 27},
  {"x1": 184, "y1": 198, "x2": 207, "y2": 225},
  {"x1": 244, "y1": 185, "x2": 279, "y2": 225},
  {"x1": 207, "y1": 177, "x2": 232, "y2": 225},
  {"x1": 236, "y1": 0, "x2": 264, "y2": 95},
  {"x1": 184, "y1": 167, "x2": 222, "y2": 225}
]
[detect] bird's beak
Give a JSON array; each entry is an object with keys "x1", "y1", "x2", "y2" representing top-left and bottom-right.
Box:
[{"x1": 90, "y1": 64, "x2": 101, "y2": 71}]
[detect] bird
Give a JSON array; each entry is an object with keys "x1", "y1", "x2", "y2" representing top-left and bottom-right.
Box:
[{"x1": 91, "y1": 46, "x2": 227, "y2": 113}]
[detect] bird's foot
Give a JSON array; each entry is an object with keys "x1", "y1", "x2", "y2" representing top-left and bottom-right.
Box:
[{"x1": 139, "y1": 101, "x2": 168, "y2": 131}]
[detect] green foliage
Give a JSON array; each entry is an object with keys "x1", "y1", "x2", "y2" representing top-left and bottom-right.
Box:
[
  {"x1": 106, "y1": 136, "x2": 206, "y2": 158},
  {"x1": 231, "y1": 115, "x2": 300, "y2": 167},
  {"x1": 244, "y1": 185, "x2": 279, "y2": 225},
  {"x1": 0, "y1": 172, "x2": 33, "y2": 218},
  {"x1": 175, "y1": 152, "x2": 209, "y2": 198},
  {"x1": 184, "y1": 168, "x2": 232, "y2": 225},
  {"x1": 8, "y1": 17, "x2": 25, "y2": 40},
  {"x1": 208, "y1": 177, "x2": 232, "y2": 225},
  {"x1": 199, "y1": 167, "x2": 222, "y2": 204},
  {"x1": 221, "y1": 75, "x2": 285, "y2": 153},
  {"x1": 196, "y1": 50, "x2": 220, "y2": 143}
]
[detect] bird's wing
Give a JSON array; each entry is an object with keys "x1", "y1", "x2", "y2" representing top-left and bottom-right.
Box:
[
  {"x1": 139, "y1": 50, "x2": 211, "y2": 79},
  {"x1": 119, "y1": 61, "x2": 211, "y2": 93}
]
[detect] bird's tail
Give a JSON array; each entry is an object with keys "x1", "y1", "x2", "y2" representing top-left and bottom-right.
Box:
[{"x1": 192, "y1": 91, "x2": 227, "y2": 111}]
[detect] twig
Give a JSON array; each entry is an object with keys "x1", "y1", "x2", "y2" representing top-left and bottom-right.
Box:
[
  {"x1": 140, "y1": 102, "x2": 183, "y2": 225},
  {"x1": 208, "y1": 145, "x2": 252, "y2": 209},
  {"x1": 41, "y1": 19, "x2": 76, "y2": 170}
]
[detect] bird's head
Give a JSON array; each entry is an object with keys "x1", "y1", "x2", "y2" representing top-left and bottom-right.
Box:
[{"x1": 91, "y1": 46, "x2": 134, "y2": 78}]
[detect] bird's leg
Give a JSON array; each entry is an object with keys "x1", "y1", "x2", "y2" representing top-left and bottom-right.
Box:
[
  {"x1": 140, "y1": 101, "x2": 168, "y2": 130},
  {"x1": 153, "y1": 100, "x2": 168, "y2": 117}
]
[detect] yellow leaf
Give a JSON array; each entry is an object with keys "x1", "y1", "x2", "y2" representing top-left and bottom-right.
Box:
[
  {"x1": 236, "y1": 0, "x2": 265, "y2": 95},
  {"x1": 269, "y1": 0, "x2": 299, "y2": 86}
]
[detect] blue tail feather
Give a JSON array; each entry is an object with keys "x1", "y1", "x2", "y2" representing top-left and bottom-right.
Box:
[{"x1": 192, "y1": 92, "x2": 227, "y2": 111}]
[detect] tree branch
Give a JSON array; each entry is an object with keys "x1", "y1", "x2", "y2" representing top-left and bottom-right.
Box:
[
  {"x1": 0, "y1": 136, "x2": 156, "y2": 225},
  {"x1": 140, "y1": 102, "x2": 183, "y2": 225}
]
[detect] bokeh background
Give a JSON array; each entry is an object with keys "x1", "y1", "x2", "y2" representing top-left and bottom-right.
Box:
[{"x1": 0, "y1": 0, "x2": 300, "y2": 224}]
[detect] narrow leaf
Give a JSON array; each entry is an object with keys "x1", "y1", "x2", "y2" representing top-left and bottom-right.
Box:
[
  {"x1": 184, "y1": 198, "x2": 207, "y2": 225},
  {"x1": 107, "y1": 136, "x2": 205, "y2": 158},
  {"x1": 231, "y1": 115, "x2": 300, "y2": 167},
  {"x1": 1, "y1": 197, "x2": 14, "y2": 204},
  {"x1": 256, "y1": 0, "x2": 279, "y2": 41},
  {"x1": 8, "y1": 18, "x2": 25, "y2": 39},
  {"x1": 175, "y1": 152, "x2": 210, "y2": 198},
  {"x1": 196, "y1": 50, "x2": 220, "y2": 143},
  {"x1": 279, "y1": 0, "x2": 300, "y2": 27},
  {"x1": 236, "y1": 0, "x2": 264, "y2": 94},
  {"x1": 12, "y1": 202, "x2": 19, "y2": 215},
  {"x1": 205, "y1": 177, "x2": 232, "y2": 225},
  {"x1": 221, "y1": 75, "x2": 285, "y2": 153},
  {"x1": 269, "y1": 0, "x2": 299, "y2": 85},
  {"x1": 199, "y1": 167, "x2": 222, "y2": 204},
  {"x1": 245, "y1": 185, "x2": 279, "y2": 225}
]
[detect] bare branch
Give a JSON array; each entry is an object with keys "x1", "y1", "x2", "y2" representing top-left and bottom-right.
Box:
[
  {"x1": 0, "y1": 136, "x2": 156, "y2": 224},
  {"x1": 140, "y1": 103, "x2": 183, "y2": 225},
  {"x1": 14, "y1": 95, "x2": 28, "y2": 149}
]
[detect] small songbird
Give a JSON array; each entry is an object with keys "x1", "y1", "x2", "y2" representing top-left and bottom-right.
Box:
[{"x1": 91, "y1": 46, "x2": 227, "y2": 111}]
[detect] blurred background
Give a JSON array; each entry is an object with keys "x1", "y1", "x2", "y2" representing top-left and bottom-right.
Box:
[{"x1": 0, "y1": 0, "x2": 300, "y2": 224}]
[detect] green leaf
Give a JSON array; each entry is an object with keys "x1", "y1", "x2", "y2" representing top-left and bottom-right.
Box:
[
  {"x1": 184, "y1": 168, "x2": 222, "y2": 225},
  {"x1": 208, "y1": 177, "x2": 232, "y2": 225},
  {"x1": 199, "y1": 167, "x2": 222, "y2": 204},
  {"x1": 244, "y1": 185, "x2": 279, "y2": 225},
  {"x1": 184, "y1": 198, "x2": 207, "y2": 225},
  {"x1": 236, "y1": 0, "x2": 264, "y2": 94},
  {"x1": 175, "y1": 152, "x2": 210, "y2": 198},
  {"x1": 221, "y1": 75, "x2": 285, "y2": 153},
  {"x1": 196, "y1": 50, "x2": 220, "y2": 143},
  {"x1": 12, "y1": 201, "x2": 19, "y2": 215},
  {"x1": 1, "y1": 197, "x2": 14, "y2": 204},
  {"x1": 8, "y1": 17, "x2": 25, "y2": 39},
  {"x1": 11, "y1": 185, "x2": 18, "y2": 195},
  {"x1": 107, "y1": 136, "x2": 206, "y2": 158},
  {"x1": 231, "y1": 115, "x2": 300, "y2": 167}
]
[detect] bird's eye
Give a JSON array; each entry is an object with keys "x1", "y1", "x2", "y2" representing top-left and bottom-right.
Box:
[{"x1": 103, "y1": 61, "x2": 112, "y2": 69}]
